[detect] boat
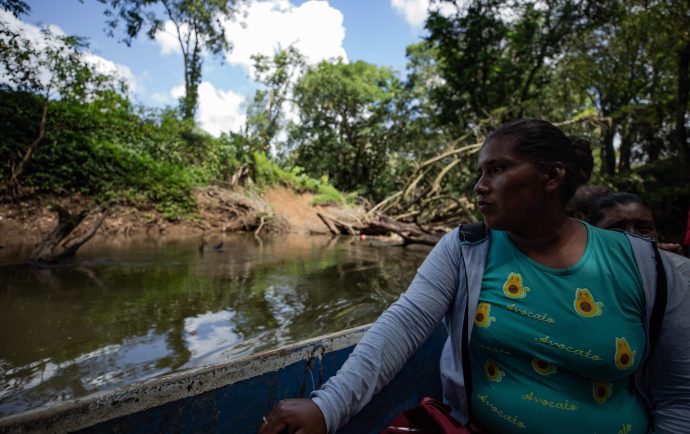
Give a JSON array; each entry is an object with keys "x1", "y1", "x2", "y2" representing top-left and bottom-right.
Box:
[{"x1": 0, "y1": 324, "x2": 447, "y2": 434}]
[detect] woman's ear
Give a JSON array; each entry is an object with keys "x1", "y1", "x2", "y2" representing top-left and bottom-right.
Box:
[{"x1": 544, "y1": 162, "x2": 566, "y2": 193}]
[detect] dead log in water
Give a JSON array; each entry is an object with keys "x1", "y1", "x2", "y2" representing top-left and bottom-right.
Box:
[
  {"x1": 316, "y1": 212, "x2": 448, "y2": 246},
  {"x1": 29, "y1": 204, "x2": 109, "y2": 264}
]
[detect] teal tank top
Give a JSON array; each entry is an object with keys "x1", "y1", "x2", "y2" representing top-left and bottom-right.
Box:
[{"x1": 469, "y1": 222, "x2": 649, "y2": 434}]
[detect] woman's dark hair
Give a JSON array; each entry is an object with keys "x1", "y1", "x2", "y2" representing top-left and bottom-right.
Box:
[
  {"x1": 586, "y1": 192, "x2": 650, "y2": 225},
  {"x1": 566, "y1": 184, "x2": 612, "y2": 219},
  {"x1": 486, "y1": 119, "x2": 593, "y2": 201}
]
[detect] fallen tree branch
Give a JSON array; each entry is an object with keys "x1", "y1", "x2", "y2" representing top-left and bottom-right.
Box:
[
  {"x1": 317, "y1": 212, "x2": 340, "y2": 235},
  {"x1": 29, "y1": 202, "x2": 110, "y2": 264},
  {"x1": 254, "y1": 215, "x2": 266, "y2": 238}
]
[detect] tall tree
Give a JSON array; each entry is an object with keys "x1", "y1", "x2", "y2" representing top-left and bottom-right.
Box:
[
  {"x1": 97, "y1": 0, "x2": 242, "y2": 120},
  {"x1": 244, "y1": 46, "x2": 306, "y2": 155},
  {"x1": 288, "y1": 60, "x2": 404, "y2": 200},
  {"x1": 662, "y1": 0, "x2": 690, "y2": 178}
]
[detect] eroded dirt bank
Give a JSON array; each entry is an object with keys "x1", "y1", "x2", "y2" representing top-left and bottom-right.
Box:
[{"x1": 0, "y1": 186, "x2": 367, "y2": 251}]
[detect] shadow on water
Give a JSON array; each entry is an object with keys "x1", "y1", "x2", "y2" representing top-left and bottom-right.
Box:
[{"x1": 0, "y1": 233, "x2": 429, "y2": 416}]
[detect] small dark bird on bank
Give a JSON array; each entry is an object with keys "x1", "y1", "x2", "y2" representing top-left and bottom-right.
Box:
[{"x1": 199, "y1": 239, "x2": 223, "y2": 252}]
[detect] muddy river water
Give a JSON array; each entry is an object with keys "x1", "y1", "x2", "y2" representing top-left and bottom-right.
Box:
[{"x1": 0, "y1": 234, "x2": 429, "y2": 417}]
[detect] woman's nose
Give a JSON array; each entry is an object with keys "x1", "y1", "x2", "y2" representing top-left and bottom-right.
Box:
[{"x1": 474, "y1": 176, "x2": 489, "y2": 195}]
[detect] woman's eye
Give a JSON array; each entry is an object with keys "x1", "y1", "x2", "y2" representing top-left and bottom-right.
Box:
[
  {"x1": 491, "y1": 165, "x2": 504, "y2": 174},
  {"x1": 638, "y1": 226, "x2": 654, "y2": 236}
]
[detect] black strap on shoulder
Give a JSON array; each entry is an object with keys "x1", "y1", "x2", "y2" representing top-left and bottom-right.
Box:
[
  {"x1": 649, "y1": 241, "x2": 668, "y2": 354},
  {"x1": 458, "y1": 221, "x2": 488, "y2": 243},
  {"x1": 461, "y1": 291, "x2": 473, "y2": 407},
  {"x1": 457, "y1": 222, "x2": 485, "y2": 410}
]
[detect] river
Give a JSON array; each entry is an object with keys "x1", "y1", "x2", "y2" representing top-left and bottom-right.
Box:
[{"x1": 0, "y1": 234, "x2": 429, "y2": 417}]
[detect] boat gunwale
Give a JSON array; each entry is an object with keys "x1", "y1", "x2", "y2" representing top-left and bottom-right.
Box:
[{"x1": 0, "y1": 323, "x2": 371, "y2": 433}]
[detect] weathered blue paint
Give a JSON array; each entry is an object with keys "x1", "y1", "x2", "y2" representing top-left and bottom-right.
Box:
[{"x1": 0, "y1": 324, "x2": 447, "y2": 434}]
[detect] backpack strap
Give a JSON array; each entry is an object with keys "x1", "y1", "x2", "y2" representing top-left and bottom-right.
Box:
[
  {"x1": 458, "y1": 222, "x2": 488, "y2": 243},
  {"x1": 457, "y1": 222, "x2": 487, "y2": 412},
  {"x1": 461, "y1": 290, "x2": 473, "y2": 408},
  {"x1": 649, "y1": 241, "x2": 668, "y2": 354}
]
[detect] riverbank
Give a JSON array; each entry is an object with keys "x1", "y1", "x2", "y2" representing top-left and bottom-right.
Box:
[{"x1": 0, "y1": 185, "x2": 366, "y2": 252}]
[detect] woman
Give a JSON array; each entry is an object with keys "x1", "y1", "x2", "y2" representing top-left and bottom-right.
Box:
[
  {"x1": 587, "y1": 192, "x2": 684, "y2": 254},
  {"x1": 587, "y1": 192, "x2": 690, "y2": 283},
  {"x1": 259, "y1": 119, "x2": 690, "y2": 434}
]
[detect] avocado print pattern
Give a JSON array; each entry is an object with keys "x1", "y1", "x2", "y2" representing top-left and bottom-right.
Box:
[
  {"x1": 475, "y1": 302, "x2": 496, "y2": 328},
  {"x1": 615, "y1": 337, "x2": 635, "y2": 370},
  {"x1": 484, "y1": 359, "x2": 505, "y2": 382},
  {"x1": 503, "y1": 272, "x2": 530, "y2": 298},
  {"x1": 531, "y1": 358, "x2": 557, "y2": 376},
  {"x1": 592, "y1": 380, "x2": 613, "y2": 404},
  {"x1": 573, "y1": 288, "x2": 603, "y2": 317}
]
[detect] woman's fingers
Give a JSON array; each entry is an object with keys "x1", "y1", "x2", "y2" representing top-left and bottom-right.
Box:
[
  {"x1": 257, "y1": 399, "x2": 327, "y2": 434},
  {"x1": 257, "y1": 413, "x2": 287, "y2": 434}
]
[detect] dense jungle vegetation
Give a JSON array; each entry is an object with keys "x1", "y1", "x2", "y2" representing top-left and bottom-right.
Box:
[{"x1": 1, "y1": 0, "x2": 689, "y2": 241}]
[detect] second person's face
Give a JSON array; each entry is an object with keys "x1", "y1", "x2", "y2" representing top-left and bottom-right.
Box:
[
  {"x1": 594, "y1": 203, "x2": 658, "y2": 239},
  {"x1": 474, "y1": 138, "x2": 548, "y2": 231}
]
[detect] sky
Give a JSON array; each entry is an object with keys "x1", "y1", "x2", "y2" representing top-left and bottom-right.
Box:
[{"x1": 7, "y1": 0, "x2": 449, "y2": 136}]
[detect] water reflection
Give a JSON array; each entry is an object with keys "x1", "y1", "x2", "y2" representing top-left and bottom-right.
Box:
[{"x1": 0, "y1": 234, "x2": 429, "y2": 416}]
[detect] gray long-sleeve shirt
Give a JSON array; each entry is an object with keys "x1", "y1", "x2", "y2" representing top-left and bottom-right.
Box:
[{"x1": 311, "y1": 228, "x2": 690, "y2": 434}]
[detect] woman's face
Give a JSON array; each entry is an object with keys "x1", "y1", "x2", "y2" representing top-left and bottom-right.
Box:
[
  {"x1": 474, "y1": 137, "x2": 549, "y2": 230},
  {"x1": 594, "y1": 203, "x2": 658, "y2": 238}
]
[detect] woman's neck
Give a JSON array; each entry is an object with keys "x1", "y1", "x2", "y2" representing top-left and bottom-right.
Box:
[{"x1": 508, "y1": 216, "x2": 587, "y2": 269}]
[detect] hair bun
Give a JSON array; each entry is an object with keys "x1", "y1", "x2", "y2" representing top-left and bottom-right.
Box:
[{"x1": 568, "y1": 136, "x2": 594, "y2": 184}]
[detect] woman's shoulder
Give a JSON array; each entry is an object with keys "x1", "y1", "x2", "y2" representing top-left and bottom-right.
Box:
[
  {"x1": 584, "y1": 221, "x2": 644, "y2": 252},
  {"x1": 585, "y1": 220, "x2": 630, "y2": 240}
]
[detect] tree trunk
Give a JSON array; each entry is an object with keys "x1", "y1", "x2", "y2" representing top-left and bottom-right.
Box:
[
  {"x1": 2, "y1": 98, "x2": 49, "y2": 200},
  {"x1": 674, "y1": 35, "x2": 690, "y2": 179},
  {"x1": 618, "y1": 130, "x2": 631, "y2": 173},
  {"x1": 601, "y1": 121, "x2": 617, "y2": 176}
]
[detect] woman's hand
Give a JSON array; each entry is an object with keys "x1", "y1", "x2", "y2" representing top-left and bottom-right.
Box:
[
  {"x1": 257, "y1": 398, "x2": 327, "y2": 434},
  {"x1": 659, "y1": 242, "x2": 684, "y2": 255}
]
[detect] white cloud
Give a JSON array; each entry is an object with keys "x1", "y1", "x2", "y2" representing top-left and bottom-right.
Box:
[
  {"x1": 151, "y1": 91, "x2": 170, "y2": 104},
  {"x1": 153, "y1": 0, "x2": 348, "y2": 69},
  {"x1": 0, "y1": 11, "x2": 138, "y2": 94},
  {"x1": 82, "y1": 53, "x2": 138, "y2": 94},
  {"x1": 154, "y1": 21, "x2": 184, "y2": 55},
  {"x1": 150, "y1": 0, "x2": 347, "y2": 138},
  {"x1": 170, "y1": 82, "x2": 246, "y2": 137},
  {"x1": 390, "y1": 0, "x2": 457, "y2": 28},
  {"x1": 223, "y1": 0, "x2": 347, "y2": 71},
  {"x1": 170, "y1": 84, "x2": 185, "y2": 100},
  {"x1": 391, "y1": 0, "x2": 428, "y2": 27},
  {"x1": 0, "y1": 10, "x2": 65, "y2": 41}
]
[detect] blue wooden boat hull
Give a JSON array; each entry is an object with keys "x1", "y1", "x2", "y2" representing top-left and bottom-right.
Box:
[{"x1": 0, "y1": 324, "x2": 447, "y2": 434}]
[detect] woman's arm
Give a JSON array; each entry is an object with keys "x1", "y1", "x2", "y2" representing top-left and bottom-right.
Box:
[
  {"x1": 260, "y1": 229, "x2": 464, "y2": 434},
  {"x1": 647, "y1": 257, "x2": 690, "y2": 433}
]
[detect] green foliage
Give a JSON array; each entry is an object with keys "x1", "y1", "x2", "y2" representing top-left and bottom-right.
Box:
[
  {"x1": 608, "y1": 158, "x2": 690, "y2": 241},
  {"x1": 0, "y1": 17, "x2": 128, "y2": 198},
  {"x1": 0, "y1": 21, "x2": 121, "y2": 100},
  {"x1": 0, "y1": 90, "x2": 241, "y2": 220},
  {"x1": 288, "y1": 59, "x2": 405, "y2": 201},
  {"x1": 251, "y1": 152, "x2": 350, "y2": 205},
  {"x1": 4, "y1": 0, "x2": 690, "y2": 234},
  {"x1": 0, "y1": 0, "x2": 29, "y2": 17},
  {"x1": 245, "y1": 46, "x2": 306, "y2": 154},
  {"x1": 311, "y1": 183, "x2": 356, "y2": 206}
]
